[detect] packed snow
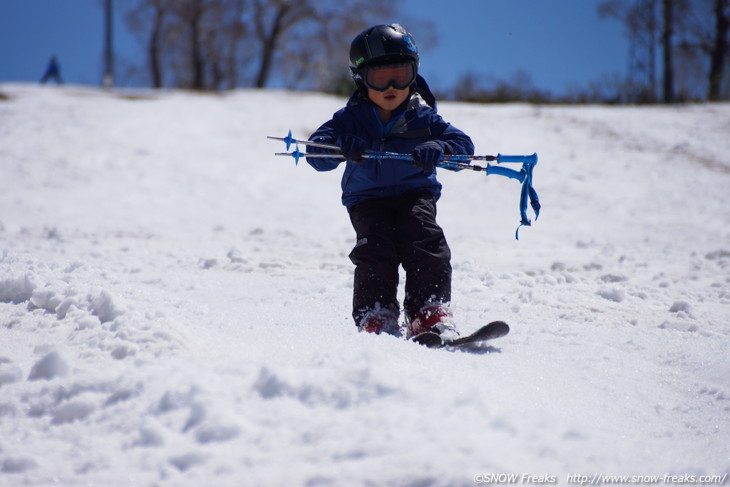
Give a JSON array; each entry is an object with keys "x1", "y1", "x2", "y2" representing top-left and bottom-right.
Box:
[{"x1": 0, "y1": 83, "x2": 729, "y2": 486}]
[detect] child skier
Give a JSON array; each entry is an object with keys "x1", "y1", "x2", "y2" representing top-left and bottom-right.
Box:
[{"x1": 306, "y1": 24, "x2": 474, "y2": 339}]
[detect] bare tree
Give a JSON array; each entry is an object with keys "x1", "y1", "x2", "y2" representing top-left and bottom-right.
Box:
[
  {"x1": 600, "y1": 0, "x2": 729, "y2": 101},
  {"x1": 220, "y1": 0, "x2": 249, "y2": 89},
  {"x1": 148, "y1": 3, "x2": 166, "y2": 88},
  {"x1": 669, "y1": 0, "x2": 730, "y2": 100},
  {"x1": 172, "y1": 0, "x2": 205, "y2": 89},
  {"x1": 125, "y1": 0, "x2": 403, "y2": 91},
  {"x1": 708, "y1": 0, "x2": 729, "y2": 100},
  {"x1": 250, "y1": 0, "x2": 314, "y2": 88},
  {"x1": 126, "y1": 0, "x2": 249, "y2": 90},
  {"x1": 661, "y1": 0, "x2": 675, "y2": 102},
  {"x1": 600, "y1": 0, "x2": 660, "y2": 101},
  {"x1": 126, "y1": 0, "x2": 173, "y2": 88},
  {"x1": 247, "y1": 0, "x2": 398, "y2": 90}
]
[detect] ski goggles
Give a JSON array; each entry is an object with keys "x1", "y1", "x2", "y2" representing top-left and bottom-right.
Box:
[{"x1": 361, "y1": 62, "x2": 416, "y2": 91}]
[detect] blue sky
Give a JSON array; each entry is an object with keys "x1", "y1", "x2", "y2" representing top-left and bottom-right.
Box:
[{"x1": 0, "y1": 0, "x2": 628, "y2": 95}]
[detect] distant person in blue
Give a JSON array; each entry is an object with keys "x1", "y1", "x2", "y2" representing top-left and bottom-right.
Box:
[
  {"x1": 306, "y1": 24, "x2": 474, "y2": 339},
  {"x1": 40, "y1": 56, "x2": 63, "y2": 85}
]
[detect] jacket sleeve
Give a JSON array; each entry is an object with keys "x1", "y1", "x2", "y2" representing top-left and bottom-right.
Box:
[
  {"x1": 425, "y1": 112, "x2": 474, "y2": 172},
  {"x1": 431, "y1": 114, "x2": 474, "y2": 157},
  {"x1": 305, "y1": 114, "x2": 344, "y2": 172}
]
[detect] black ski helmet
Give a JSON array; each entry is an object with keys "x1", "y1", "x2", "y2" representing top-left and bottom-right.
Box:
[{"x1": 349, "y1": 24, "x2": 419, "y2": 82}]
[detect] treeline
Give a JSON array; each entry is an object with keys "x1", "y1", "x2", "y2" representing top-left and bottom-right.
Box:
[
  {"x1": 437, "y1": 0, "x2": 730, "y2": 104},
  {"x1": 434, "y1": 70, "x2": 632, "y2": 105},
  {"x1": 598, "y1": 0, "x2": 729, "y2": 103},
  {"x1": 122, "y1": 0, "x2": 406, "y2": 91},
  {"x1": 121, "y1": 0, "x2": 728, "y2": 103}
]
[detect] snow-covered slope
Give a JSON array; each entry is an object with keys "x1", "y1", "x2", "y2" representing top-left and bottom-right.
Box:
[{"x1": 1, "y1": 84, "x2": 728, "y2": 486}]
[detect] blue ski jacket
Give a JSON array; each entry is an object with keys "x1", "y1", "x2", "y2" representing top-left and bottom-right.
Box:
[{"x1": 306, "y1": 77, "x2": 474, "y2": 209}]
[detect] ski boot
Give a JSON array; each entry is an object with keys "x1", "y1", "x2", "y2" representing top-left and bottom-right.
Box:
[
  {"x1": 408, "y1": 304, "x2": 459, "y2": 341},
  {"x1": 358, "y1": 308, "x2": 400, "y2": 336}
]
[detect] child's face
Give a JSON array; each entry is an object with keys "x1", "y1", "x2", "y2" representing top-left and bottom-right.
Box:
[{"x1": 367, "y1": 87, "x2": 409, "y2": 113}]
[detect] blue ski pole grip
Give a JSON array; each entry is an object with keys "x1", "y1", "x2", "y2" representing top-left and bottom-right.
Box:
[{"x1": 497, "y1": 152, "x2": 538, "y2": 165}]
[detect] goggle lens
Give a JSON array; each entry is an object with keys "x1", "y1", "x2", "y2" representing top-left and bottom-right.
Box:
[{"x1": 364, "y1": 63, "x2": 416, "y2": 91}]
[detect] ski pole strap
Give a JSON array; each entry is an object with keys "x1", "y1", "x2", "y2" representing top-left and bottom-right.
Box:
[
  {"x1": 485, "y1": 163, "x2": 540, "y2": 240},
  {"x1": 515, "y1": 163, "x2": 541, "y2": 240}
]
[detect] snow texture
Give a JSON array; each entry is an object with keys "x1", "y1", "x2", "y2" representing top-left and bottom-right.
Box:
[{"x1": 0, "y1": 84, "x2": 728, "y2": 486}]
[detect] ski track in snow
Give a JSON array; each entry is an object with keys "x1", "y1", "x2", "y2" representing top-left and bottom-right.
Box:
[{"x1": 0, "y1": 84, "x2": 729, "y2": 486}]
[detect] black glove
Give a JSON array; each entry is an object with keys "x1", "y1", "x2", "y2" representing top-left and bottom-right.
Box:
[
  {"x1": 411, "y1": 141, "x2": 445, "y2": 173},
  {"x1": 338, "y1": 134, "x2": 367, "y2": 162}
]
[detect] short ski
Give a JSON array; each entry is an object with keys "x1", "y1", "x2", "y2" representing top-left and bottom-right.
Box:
[{"x1": 412, "y1": 321, "x2": 510, "y2": 349}]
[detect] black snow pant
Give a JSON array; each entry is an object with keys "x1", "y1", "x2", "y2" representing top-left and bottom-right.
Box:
[{"x1": 348, "y1": 192, "x2": 452, "y2": 326}]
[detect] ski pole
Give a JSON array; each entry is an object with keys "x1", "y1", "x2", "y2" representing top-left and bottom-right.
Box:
[
  {"x1": 268, "y1": 131, "x2": 540, "y2": 239},
  {"x1": 273, "y1": 150, "x2": 527, "y2": 177},
  {"x1": 268, "y1": 131, "x2": 538, "y2": 166},
  {"x1": 273, "y1": 148, "x2": 415, "y2": 165}
]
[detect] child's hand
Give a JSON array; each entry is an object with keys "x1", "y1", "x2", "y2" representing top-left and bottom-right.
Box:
[
  {"x1": 411, "y1": 141, "x2": 444, "y2": 172},
  {"x1": 338, "y1": 134, "x2": 368, "y2": 162}
]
